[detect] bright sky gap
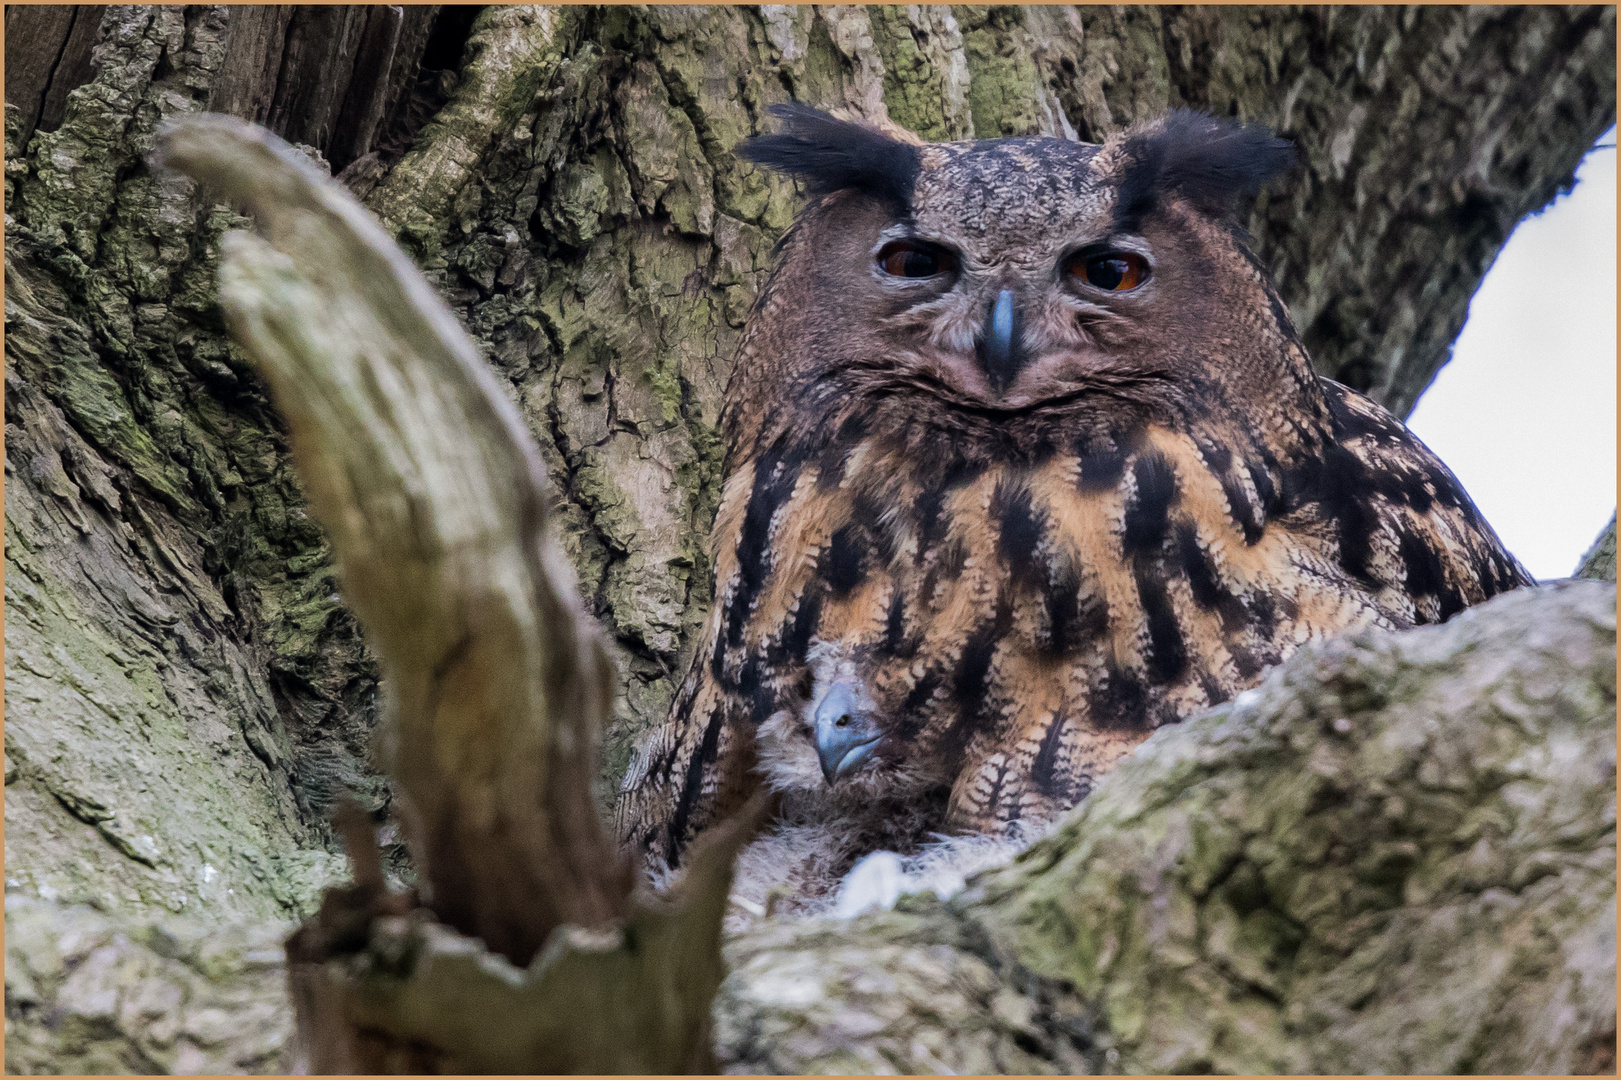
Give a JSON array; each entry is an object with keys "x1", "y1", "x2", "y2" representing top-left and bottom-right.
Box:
[{"x1": 1407, "y1": 127, "x2": 1617, "y2": 581}]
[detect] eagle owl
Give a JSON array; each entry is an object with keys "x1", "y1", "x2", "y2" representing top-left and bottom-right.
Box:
[{"x1": 616, "y1": 105, "x2": 1530, "y2": 909}]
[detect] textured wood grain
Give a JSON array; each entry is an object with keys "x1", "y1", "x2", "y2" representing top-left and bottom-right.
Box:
[
  {"x1": 4, "y1": 5, "x2": 106, "y2": 150},
  {"x1": 206, "y1": 5, "x2": 295, "y2": 126}
]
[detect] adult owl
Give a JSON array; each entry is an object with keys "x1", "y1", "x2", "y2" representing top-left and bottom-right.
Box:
[{"x1": 616, "y1": 105, "x2": 1530, "y2": 908}]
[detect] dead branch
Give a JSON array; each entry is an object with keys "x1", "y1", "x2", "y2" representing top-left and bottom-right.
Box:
[{"x1": 152, "y1": 113, "x2": 759, "y2": 1074}]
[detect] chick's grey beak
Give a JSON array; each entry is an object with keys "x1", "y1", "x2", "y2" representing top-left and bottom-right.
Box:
[{"x1": 813, "y1": 680, "x2": 882, "y2": 785}]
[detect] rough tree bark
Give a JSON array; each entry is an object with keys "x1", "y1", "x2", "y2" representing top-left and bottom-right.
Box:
[
  {"x1": 5, "y1": 3, "x2": 1614, "y2": 923},
  {"x1": 3, "y1": 6, "x2": 1616, "y2": 1073},
  {"x1": 6, "y1": 576, "x2": 1613, "y2": 1073},
  {"x1": 1578, "y1": 513, "x2": 1618, "y2": 584}
]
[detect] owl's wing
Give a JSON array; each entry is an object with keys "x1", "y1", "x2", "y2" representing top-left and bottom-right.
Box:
[
  {"x1": 936, "y1": 386, "x2": 1534, "y2": 832},
  {"x1": 618, "y1": 384, "x2": 1533, "y2": 864},
  {"x1": 615, "y1": 454, "x2": 808, "y2": 869},
  {"x1": 613, "y1": 657, "x2": 738, "y2": 872},
  {"x1": 1319, "y1": 378, "x2": 1533, "y2": 619},
  {"x1": 614, "y1": 614, "x2": 749, "y2": 873}
]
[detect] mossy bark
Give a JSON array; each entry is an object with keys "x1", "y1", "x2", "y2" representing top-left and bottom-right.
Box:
[
  {"x1": 4, "y1": 0, "x2": 1615, "y2": 982},
  {"x1": 8, "y1": 582, "x2": 1613, "y2": 1074},
  {"x1": 6, "y1": 7, "x2": 356, "y2": 920},
  {"x1": 1577, "y1": 513, "x2": 1618, "y2": 583}
]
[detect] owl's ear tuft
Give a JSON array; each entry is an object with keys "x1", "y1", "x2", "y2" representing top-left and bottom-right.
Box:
[
  {"x1": 1115, "y1": 109, "x2": 1294, "y2": 230},
  {"x1": 740, "y1": 104, "x2": 922, "y2": 212}
]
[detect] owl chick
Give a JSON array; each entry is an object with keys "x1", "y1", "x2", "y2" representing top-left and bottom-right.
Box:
[{"x1": 616, "y1": 106, "x2": 1530, "y2": 908}]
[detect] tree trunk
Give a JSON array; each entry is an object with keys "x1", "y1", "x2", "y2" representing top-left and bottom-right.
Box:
[
  {"x1": 5, "y1": 4, "x2": 1613, "y2": 923},
  {"x1": 6, "y1": 6, "x2": 1614, "y2": 1070},
  {"x1": 4, "y1": 8, "x2": 1615, "y2": 1070}
]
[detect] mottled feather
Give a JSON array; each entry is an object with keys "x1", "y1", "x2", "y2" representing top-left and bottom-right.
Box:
[{"x1": 616, "y1": 108, "x2": 1530, "y2": 882}]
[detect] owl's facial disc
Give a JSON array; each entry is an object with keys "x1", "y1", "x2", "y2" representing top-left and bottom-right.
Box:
[
  {"x1": 742, "y1": 108, "x2": 1294, "y2": 417},
  {"x1": 864, "y1": 208, "x2": 1161, "y2": 406}
]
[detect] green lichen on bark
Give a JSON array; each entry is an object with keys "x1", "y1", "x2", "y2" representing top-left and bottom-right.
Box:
[
  {"x1": 867, "y1": 6, "x2": 973, "y2": 141},
  {"x1": 4, "y1": 3, "x2": 1614, "y2": 973},
  {"x1": 5, "y1": 6, "x2": 358, "y2": 919},
  {"x1": 364, "y1": 5, "x2": 571, "y2": 263},
  {"x1": 954, "y1": 6, "x2": 1051, "y2": 137}
]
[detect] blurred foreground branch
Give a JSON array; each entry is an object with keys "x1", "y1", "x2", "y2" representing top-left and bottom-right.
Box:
[{"x1": 152, "y1": 114, "x2": 760, "y2": 1074}]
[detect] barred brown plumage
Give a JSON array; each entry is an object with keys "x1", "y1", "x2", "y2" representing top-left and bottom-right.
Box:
[{"x1": 615, "y1": 106, "x2": 1530, "y2": 906}]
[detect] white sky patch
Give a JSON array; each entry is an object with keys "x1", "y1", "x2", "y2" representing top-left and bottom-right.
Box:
[{"x1": 1407, "y1": 128, "x2": 1617, "y2": 581}]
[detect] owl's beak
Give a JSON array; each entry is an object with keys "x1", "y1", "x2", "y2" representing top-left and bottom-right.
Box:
[
  {"x1": 977, "y1": 288, "x2": 1025, "y2": 392},
  {"x1": 813, "y1": 680, "x2": 882, "y2": 785}
]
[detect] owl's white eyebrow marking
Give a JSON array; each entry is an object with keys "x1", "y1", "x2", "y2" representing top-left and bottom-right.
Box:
[{"x1": 873, "y1": 222, "x2": 958, "y2": 250}]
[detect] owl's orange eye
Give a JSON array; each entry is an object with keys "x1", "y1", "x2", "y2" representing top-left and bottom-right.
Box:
[
  {"x1": 876, "y1": 241, "x2": 956, "y2": 278},
  {"x1": 1067, "y1": 251, "x2": 1150, "y2": 291}
]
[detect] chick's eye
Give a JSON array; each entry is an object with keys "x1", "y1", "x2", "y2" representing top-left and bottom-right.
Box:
[
  {"x1": 1068, "y1": 251, "x2": 1150, "y2": 292},
  {"x1": 877, "y1": 241, "x2": 955, "y2": 278}
]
